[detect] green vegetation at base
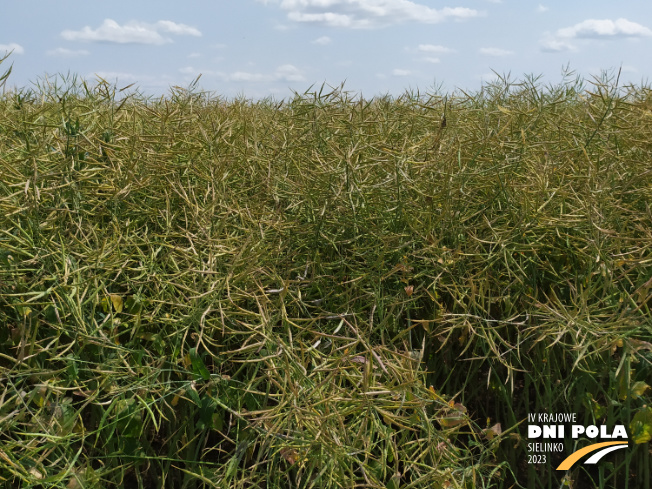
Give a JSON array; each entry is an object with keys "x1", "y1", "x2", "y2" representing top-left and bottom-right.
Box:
[{"x1": 1, "y1": 56, "x2": 651, "y2": 488}]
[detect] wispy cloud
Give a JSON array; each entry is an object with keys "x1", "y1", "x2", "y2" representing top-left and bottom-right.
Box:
[
  {"x1": 0, "y1": 43, "x2": 24, "y2": 55},
  {"x1": 61, "y1": 19, "x2": 201, "y2": 45},
  {"x1": 91, "y1": 71, "x2": 175, "y2": 89},
  {"x1": 479, "y1": 47, "x2": 514, "y2": 57},
  {"x1": 536, "y1": 4, "x2": 548, "y2": 13},
  {"x1": 418, "y1": 44, "x2": 455, "y2": 54},
  {"x1": 274, "y1": 64, "x2": 306, "y2": 82},
  {"x1": 416, "y1": 44, "x2": 453, "y2": 64},
  {"x1": 261, "y1": 0, "x2": 481, "y2": 29},
  {"x1": 539, "y1": 38, "x2": 575, "y2": 53},
  {"x1": 46, "y1": 47, "x2": 90, "y2": 57},
  {"x1": 93, "y1": 71, "x2": 144, "y2": 81},
  {"x1": 156, "y1": 20, "x2": 201, "y2": 37},
  {"x1": 181, "y1": 64, "x2": 306, "y2": 83},
  {"x1": 540, "y1": 18, "x2": 651, "y2": 53},
  {"x1": 312, "y1": 36, "x2": 332, "y2": 45},
  {"x1": 392, "y1": 69, "x2": 412, "y2": 76},
  {"x1": 557, "y1": 18, "x2": 652, "y2": 39},
  {"x1": 228, "y1": 65, "x2": 306, "y2": 82}
]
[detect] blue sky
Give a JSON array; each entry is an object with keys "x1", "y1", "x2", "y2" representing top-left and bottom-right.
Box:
[{"x1": 2, "y1": 1, "x2": 652, "y2": 99}]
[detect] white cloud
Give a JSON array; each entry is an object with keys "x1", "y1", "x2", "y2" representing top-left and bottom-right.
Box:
[
  {"x1": 275, "y1": 64, "x2": 306, "y2": 81},
  {"x1": 229, "y1": 65, "x2": 306, "y2": 82},
  {"x1": 155, "y1": 20, "x2": 201, "y2": 37},
  {"x1": 181, "y1": 64, "x2": 306, "y2": 83},
  {"x1": 537, "y1": 4, "x2": 548, "y2": 13},
  {"x1": 539, "y1": 38, "x2": 575, "y2": 52},
  {"x1": 91, "y1": 71, "x2": 176, "y2": 89},
  {"x1": 93, "y1": 71, "x2": 144, "y2": 82},
  {"x1": 312, "y1": 36, "x2": 332, "y2": 45},
  {"x1": 423, "y1": 57, "x2": 440, "y2": 63},
  {"x1": 179, "y1": 66, "x2": 224, "y2": 77},
  {"x1": 61, "y1": 19, "x2": 201, "y2": 45},
  {"x1": 46, "y1": 47, "x2": 89, "y2": 57},
  {"x1": 392, "y1": 69, "x2": 411, "y2": 76},
  {"x1": 557, "y1": 18, "x2": 652, "y2": 39},
  {"x1": 262, "y1": 0, "x2": 481, "y2": 29},
  {"x1": 479, "y1": 47, "x2": 514, "y2": 56},
  {"x1": 0, "y1": 43, "x2": 24, "y2": 55},
  {"x1": 230, "y1": 71, "x2": 267, "y2": 82},
  {"x1": 418, "y1": 44, "x2": 454, "y2": 54},
  {"x1": 540, "y1": 18, "x2": 651, "y2": 53},
  {"x1": 290, "y1": 12, "x2": 359, "y2": 27}
]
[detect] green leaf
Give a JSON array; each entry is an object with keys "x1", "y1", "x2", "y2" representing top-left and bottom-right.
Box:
[
  {"x1": 44, "y1": 305, "x2": 59, "y2": 323},
  {"x1": 630, "y1": 407, "x2": 652, "y2": 444},
  {"x1": 124, "y1": 296, "x2": 143, "y2": 314},
  {"x1": 110, "y1": 295, "x2": 123, "y2": 313},
  {"x1": 189, "y1": 347, "x2": 211, "y2": 380},
  {"x1": 100, "y1": 294, "x2": 124, "y2": 313},
  {"x1": 631, "y1": 381, "x2": 650, "y2": 399},
  {"x1": 67, "y1": 355, "x2": 79, "y2": 380},
  {"x1": 583, "y1": 392, "x2": 606, "y2": 419},
  {"x1": 386, "y1": 477, "x2": 400, "y2": 489},
  {"x1": 212, "y1": 411, "x2": 224, "y2": 431},
  {"x1": 244, "y1": 392, "x2": 260, "y2": 411},
  {"x1": 198, "y1": 396, "x2": 216, "y2": 429},
  {"x1": 115, "y1": 398, "x2": 142, "y2": 437},
  {"x1": 386, "y1": 444, "x2": 394, "y2": 463},
  {"x1": 186, "y1": 384, "x2": 201, "y2": 406}
]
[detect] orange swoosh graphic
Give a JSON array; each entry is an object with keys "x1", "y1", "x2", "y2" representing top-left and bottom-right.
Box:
[{"x1": 557, "y1": 441, "x2": 628, "y2": 470}]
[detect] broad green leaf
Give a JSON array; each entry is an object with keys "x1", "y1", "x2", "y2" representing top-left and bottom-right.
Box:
[
  {"x1": 186, "y1": 385, "x2": 201, "y2": 406},
  {"x1": 44, "y1": 305, "x2": 59, "y2": 323},
  {"x1": 31, "y1": 385, "x2": 47, "y2": 408},
  {"x1": 189, "y1": 347, "x2": 211, "y2": 380},
  {"x1": 124, "y1": 296, "x2": 142, "y2": 314},
  {"x1": 386, "y1": 477, "x2": 400, "y2": 489},
  {"x1": 583, "y1": 392, "x2": 606, "y2": 419},
  {"x1": 631, "y1": 381, "x2": 650, "y2": 399},
  {"x1": 212, "y1": 411, "x2": 224, "y2": 431},
  {"x1": 109, "y1": 294, "x2": 123, "y2": 313},
  {"x1": 630, "y1": 407, "x2": 652, "y2": 444},
  {"x1": 15, "y1": 305, "x2": 32, "y2": 318},
  {"x1": 198, "y1": 396, "x2": 216, "y2": 429}
]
